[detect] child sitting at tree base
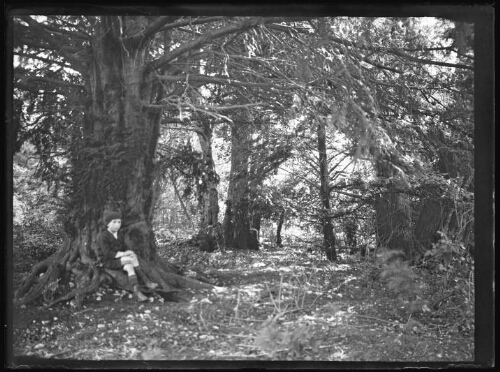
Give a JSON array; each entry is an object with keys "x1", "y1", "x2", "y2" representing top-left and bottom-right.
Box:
[{"x1": 97, "y1": 211, "x2": 158, "y2": 302}]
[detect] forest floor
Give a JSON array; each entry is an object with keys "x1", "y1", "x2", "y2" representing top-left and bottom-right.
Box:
[{"x1": 11, "y1": 244, "x2": 474, "y2": 366}]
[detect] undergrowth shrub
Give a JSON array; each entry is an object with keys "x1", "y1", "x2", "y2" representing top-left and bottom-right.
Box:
[
  {"x1": 379, "y1": 252, "x2": 420, "y2": 299},
  {"x1": 253, "y1": 317, "x2": 318, "y2": 357},
  {"x1": 362, "y1": 249, "x2": 429, "y2": 314},
  {"x1": 13, "y1": 212, "x2": 64, "y2": 273},
  {"x1": 14, "y1": 154, "x2": 66, "y2": 273},
  {"x1": 418, "y1": 232, "x2": 474, "y2": 333}
]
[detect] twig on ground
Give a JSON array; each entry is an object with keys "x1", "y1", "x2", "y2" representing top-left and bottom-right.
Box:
[
  {"x1": 14, "y1": 329, "x2": 27, "y2": 347},
  {"x1": 73, "y1": 307, "x2": 93, "y2": 315},
  {"x1": 319, "y1": 342, "x2": 343, "y2": 349},
  {"x1": 226, "y1": 334, "x2": 254, "y2": 338},
  {"x1": 353, "y1": 314, "x2": 400, "y2": 324}
]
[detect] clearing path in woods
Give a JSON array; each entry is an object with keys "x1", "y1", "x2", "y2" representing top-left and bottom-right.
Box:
[{"x1": 12, "y1": 245, "x2": 473, "y2": 363}]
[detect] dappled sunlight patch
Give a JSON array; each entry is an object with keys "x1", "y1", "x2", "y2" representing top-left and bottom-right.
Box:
[{"x1": 237, "y1": 284, "x2": 262, "y2": 297}]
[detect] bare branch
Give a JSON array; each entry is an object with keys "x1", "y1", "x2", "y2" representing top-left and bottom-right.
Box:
[
  {"x1": 157, "y1": 74, "x2": 293, "y2": 90},
  {"x1": 387, "y1": 48, "x2": 473, "y2": 71}
]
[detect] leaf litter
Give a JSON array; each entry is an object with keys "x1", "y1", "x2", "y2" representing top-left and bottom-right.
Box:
[{"x1": 12, "y1": 245, "x2": 473, "y2": 362}]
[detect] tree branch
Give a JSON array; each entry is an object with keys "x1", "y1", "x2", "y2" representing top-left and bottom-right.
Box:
[
  {"x1": 128, "y1": 16, "x2": 178, "y2": 47},
  {"x1": 17, "y1": 76, "x2": 84, "y2": 90},
  {"x1": 387, "y1": 48, "x2": 473, "y2": 71},
  {"x1": 145, "y1": 17, "x2": 298, "y2": 74},
  {"x1": 18, "y1": 16, "x2": 85, "y2": 72},
  {"x1": 158, "y1": 16, "x2": 226, "y2": 32},
  {"x1": 157, "y1": 74, "x2": 293, "y2": 90},
  {"x1": 271, "y1": 22, "x2": 472, "y2": 72}
]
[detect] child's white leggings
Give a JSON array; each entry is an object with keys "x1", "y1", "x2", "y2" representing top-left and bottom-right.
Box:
[{"x1": 120, "y1": 254, "x2": 139, "y2": 276}]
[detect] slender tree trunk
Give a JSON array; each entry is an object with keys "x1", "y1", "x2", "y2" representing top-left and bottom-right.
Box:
[
  {"x1": 169, "y1": 171, "x2": 195, "y2": 229},
  {"x1": 317, "y1": 120, "x2": 336, "y2": 261},
  {"x1": 276, "y1": 209, "x2": 285, "y2": 247},
  {"x1": 196, "y1": 116, "x2": 220, "y2": 229}
]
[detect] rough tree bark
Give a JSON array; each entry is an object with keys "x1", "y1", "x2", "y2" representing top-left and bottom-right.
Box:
[
  {"x1": 373, "y1": 160, "x2": 413, "y2": 260},
  {"x1": 317, "y1": 119, "x2": 337, "y2": 261},
  {"x1": 413, "y1": 188, "x2": 446, "y2": 253},
  {"x1": 249, "y1": 210, "x2": 261, "y2": 251},
  {"x1": 222, "y1": 119, "x2": 255, "y2": 250},
  {"x1": 196, "y1": 116, "x2": 220, "y2": 229},
  {"x1": 414, "y1": 136, "x2": 474, "y2": 253},
  {"x1": 15, "y1": 16, "x2": 211, "y2": 307},
  {"x1": 192, "y1": 115, "x2": 222, "y2": 252}
]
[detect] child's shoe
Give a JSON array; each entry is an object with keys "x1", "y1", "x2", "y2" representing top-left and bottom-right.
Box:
[
  {"x1": 145, "y1": 282, "x2": 158, "y2": 290},
  {"x1": 133, "y1": 285, "x2": 149, "y2": 302}
]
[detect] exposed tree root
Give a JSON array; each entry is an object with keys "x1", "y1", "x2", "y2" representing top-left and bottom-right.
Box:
[
  {"x1": 16, "y1": 247, "x2": 213, "y2": 308},
  {"x1": 15, "y1": 249, "x2": 68, "y2": 306}
]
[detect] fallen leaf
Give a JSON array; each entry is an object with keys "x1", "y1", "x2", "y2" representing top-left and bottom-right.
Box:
[{"x1": 141, "y1": 348, "x2": 163, "y2": 360}]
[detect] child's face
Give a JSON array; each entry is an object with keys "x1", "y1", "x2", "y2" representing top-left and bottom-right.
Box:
[{"x1": 107, "y1": 219, "x2": 122, "y2": 233}]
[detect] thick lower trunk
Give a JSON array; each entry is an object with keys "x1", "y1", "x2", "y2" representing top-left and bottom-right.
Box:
[
  {"x1": 249, "y1": 211, "x2": 261, "y2": 250},
  {"x1": 414, "y1": 195, "x2": 445, "y2": 252},
  {"x1": 233, "y1": 197, "x2": 251, "y2": 250},
  {"x1": 223, "y1": 200, "x2": 235, "y2": 248},
  {"x1": 223, "y1": 121, "x2": 254, "y2": 250},
  {"x1": 373, "y1": 189, "x2": 413, "y2": 259},
  {"x1": 373, "y1": 159, "x2": 414, "y2": 260},
  {"x1": 413, "y1": 139, "x2": 474, "y2": 254},
  {"x1": 16, "y1": 225, "x2": 211, "y2": 307}
]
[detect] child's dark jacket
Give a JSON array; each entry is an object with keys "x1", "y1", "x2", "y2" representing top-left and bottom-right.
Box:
[{"x1": 97, "y1": 230, "x2": 126, "y2": 269}]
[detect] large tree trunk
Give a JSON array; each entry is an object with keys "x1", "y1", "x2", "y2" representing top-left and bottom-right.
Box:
[
  {"x1": 317, "y1": 120, "x2": 337, "y2": 261},
  {"x1": 15, "y1": 16, "x2": 211, "y2": 307},
  {"x1": 249, "y1": 210, "x2": 261, "y2": 251},
  {"x1": 373, "y1": 161, "x2": 413, "y2": 260},
  {"x1": 413, "y1": 188, "x2": 446, "y2": 253},
  {"x1": 413, "y1": 133, "x2": 474, "y2": 253},
  {"x1": 222, "y1": 119, "x2": 256, "y2": 250}
]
